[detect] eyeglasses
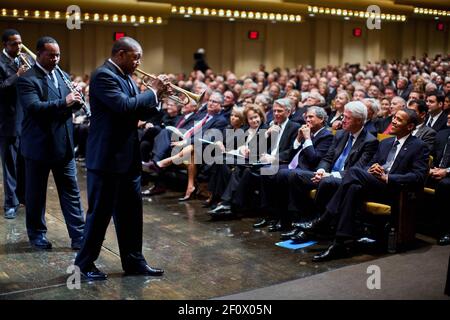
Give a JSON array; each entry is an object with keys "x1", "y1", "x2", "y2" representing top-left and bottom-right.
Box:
[{"x1": 208, "y1": 99, "x2": 221, "y2": 104}]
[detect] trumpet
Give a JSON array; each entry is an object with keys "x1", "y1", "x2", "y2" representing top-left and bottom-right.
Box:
[
  {"x1": 135, "y1": 68, "x2": 205, "y2": 105},
  {"x1": 19, "y1": 43, "x2": 89, "y2": 114},
  {"x1": 18, "y1": 52, "x2": 32, "y2": 69}
]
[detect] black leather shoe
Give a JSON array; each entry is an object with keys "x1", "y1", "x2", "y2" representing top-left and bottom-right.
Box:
[
  {"x1": 438, "y1": 233, "x2": 450, "y2": 246},
  {"x1": 124, "y1": 264, "x2": 164, "y2": 276},
  {"x1": 268, "y1": 222, "x2": 289, "y2": 232},
  {"x1": 253, "y1": 218, "x2": 268, "y2": 228},
  {"x1": 4, "y1": 207, "x2": 17, "y2": 219},
  {"x1": 208, "y1": 203, "x2": 231, "y2": 214},
  {"x1": 290, "y1": 231, "x2": 309, "y2": 244},
  {"x1": 142, "y1": 160, "x2": 162, "y2": 174},
  {"x1": 29, "y1": 236, "x2": 52, "y2": 250},
  {"x1": 71, "y1": 237, "x2": 84, "y2": 250},
  {"x1": 141, "y1": 185, "x2": 166, "y2": 197},
  {"x1": 280, "y1": 228, "x2": 301, "y2": 240},
  {"x1": 81, "y1": 265, "x2": 108, "y2": 281},
  {"x1": 294, "y1": 216, "x2": 327, "y2": 232},
  {"x1": 312, "y1": 243, "x2": 348, "y2": 262}
]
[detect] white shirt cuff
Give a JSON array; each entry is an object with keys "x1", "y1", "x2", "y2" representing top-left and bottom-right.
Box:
[
  {"x1": 330, "y1": 171, "x2": 342, "y2": 179},
  {"x1": 302, "y1": 138, "x2": 313, "y2": 149}
]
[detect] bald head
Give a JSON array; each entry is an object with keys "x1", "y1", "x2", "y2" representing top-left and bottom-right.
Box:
[
  {"x1": 111, "y1": 37, "x2": 141, "y2": 56},
  {"x1": 110, "y1": 37, "x2": 142, "y2": 75}
]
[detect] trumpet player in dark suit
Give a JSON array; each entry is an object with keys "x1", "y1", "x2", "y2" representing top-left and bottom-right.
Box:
[
  {"x1": 75, "y1": 37, "x2": 169, "y2": 280},
  {"x1": 17, "y1": 36, "x2": 85, "y2": 250},
  {"x1": 0, "y1": 29, "x2": 28, "y2": 219}
]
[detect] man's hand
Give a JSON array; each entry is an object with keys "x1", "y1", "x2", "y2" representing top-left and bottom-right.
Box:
[
  {"x1": 16, "y1": 65, "x2": 28, "y2": 77},
  {"x1": 152, "y1": 74, "x2": 171, "y2": 98},
  {"x1": 260, "y1": 153, "x2": 276, "y2": 163},
  {"x1": 266, "y1": 124, "x2": 281, "y2": 137},
  {"x1": 65, "y1": 91, "x2": 82, "y2": 107},
  {"x1": 331, "y1": 120, "x2": 342, "y2": 130},
  {"x1": 300, "y1": 124, "x2": 311, "y2": 140},
  {"x1": 368, "y1": 163, "x2": 388, "y2": 183},
  {"x1": 215, "y1": 141, "x2": 226, "y2": 153},
  {"x1": 311, "y1": 169, "x2": 329, "y2": 184},
  {"x1": 430, "y1": 168, "x2": 448, "y2": 181},
  {"x1": 171, "y1": 140, "x2": 186, "y2": 148}
]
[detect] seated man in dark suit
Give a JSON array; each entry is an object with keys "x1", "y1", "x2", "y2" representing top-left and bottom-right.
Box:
[
  {"x1": 425, "y1": 92, "x2": 448, "y2": 132},
  {"x1": 407, "y1": 99, "x2": 436, "y2": 152},
  {"x1": 280, "y1": 101, "x2": 378, "y2": 239},
  {"x1": 305, "y1": 108, "x2": 429, "y2": 262},
  {"x1": 428, "y1": 112, "x2": 450, "y2": 245},
  {"x1": 258, "y1": 106, "x2": 333, "y2": 230}
]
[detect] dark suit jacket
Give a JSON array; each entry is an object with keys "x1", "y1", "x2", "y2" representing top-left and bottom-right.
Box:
[
  {"x1": 432, "y1": 128, "x2": 450, "y2": 168},
  {"x1": 86, "y1": 60, "x2": 158, "y2": 173},
  {"x1": 377, "y1": 116, "x2": 392, "y2": 133},
  {"x1": 290, "y1": 127, "x2": 333, "y2": 171},
  {"x1": 368, "y1": 135, "x2": 429, "y2": 186},
  {"x1": 17, "y1": 65, "x2": 75, "y2": 162},
  {"x1": 289, "y1": 109, "x2": 306, "y2": 125},
  {"x1": 190, "y1": 113, "x2": 229, "y2": 145},
  {"x1": 267, "y1": 120, "x2": 301, "y2": 163},
  {"x1": 317, "y1": 128, "x2": 379, "y2": 176},
  {"x1": 364, "y1": 119, "x2": 379, "y2": 137},
  {"x1": 426, "y1": 110, "x2": 449, "y2": 132},
  {"x1": 0, "y1": 53, "x2": 22, "y2": 136},
  {"x1": 414, "y1": 124, "x2": 436, "y2": 152}
]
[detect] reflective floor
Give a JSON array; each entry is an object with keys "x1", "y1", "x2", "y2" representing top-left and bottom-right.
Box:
[{"x1": 0, "y1": 164, "x2": 398, "y2": 299}]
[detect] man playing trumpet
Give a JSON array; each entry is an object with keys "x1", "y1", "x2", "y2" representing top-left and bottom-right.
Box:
[
  {"x1": 74, "y1": 36, "x2": 170, "y2": 280},
  {"x1": 0, "y1": 29, "x2": 28, "y2": 219}
]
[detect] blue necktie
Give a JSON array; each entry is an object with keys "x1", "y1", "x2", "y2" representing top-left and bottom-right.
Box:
[{"x1": 332, "y1": 134, "x2": 354, "y2": 172}]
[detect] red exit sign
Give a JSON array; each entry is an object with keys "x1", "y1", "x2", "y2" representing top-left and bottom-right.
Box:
[
  {"x1": 114, "y1": 32, "x2": 126, "y2": 41},
  {"x1": 353, "y1": 27, "x2": 362, "y2": 37},
  {"x1": 248, "y1": 30, "x2": 259, "y2": 40}
]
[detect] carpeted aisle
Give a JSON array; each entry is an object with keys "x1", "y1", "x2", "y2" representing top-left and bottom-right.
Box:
[{"x1": 218, "y1": 245, "x2": 450, "y2": 300}]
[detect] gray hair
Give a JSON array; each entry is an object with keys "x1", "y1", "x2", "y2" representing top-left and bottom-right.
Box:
[
  {"x1": 274, "y1": 98, "x2": 293, "y2": 112},
  {"x1": 363, "y1": 98, "x2": 380, "y2": 120},
  {"x1": 210, "y1": 91, "x2": 224, "y2": 104},
  {"x1": 307, "y1": 106, "x2": 328, "y2": 124},
  {"x1": 344, "y1": 101, "x2": 368, "y2": 122},
  {"x1": 308, "y1": 92, "x2": 326, "y2": 105},
  {"x1": 255, "y1": 94, "x2": 271, "y2": 107}
]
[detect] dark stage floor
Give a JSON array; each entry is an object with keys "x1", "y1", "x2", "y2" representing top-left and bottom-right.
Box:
[{"x1": 0, "y1": 163, "x2": 425, "y2": 300}]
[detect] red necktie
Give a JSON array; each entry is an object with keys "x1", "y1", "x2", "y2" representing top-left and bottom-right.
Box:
[
  {"x1": 184, "y1": 115, "x2": 210, "y2": 139},
  {"x1": 176, "y1": 117, "x2": 186, "y2": 129}
]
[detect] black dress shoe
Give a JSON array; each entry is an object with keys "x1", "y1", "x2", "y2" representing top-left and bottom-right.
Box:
[
  {"x1": 124, "y1": 264, "x2": 164, "y2": 276},
  {"x1": 208, "y1": 203, "x2": 231, "y2": 214},
  {"x1": 29, "y1": 236, "x2": 52, "y2": 250},
  {"x1": 294, "y1": 216, "x2": 327, "y2": 232},
  {"x1": 142, "y1": 160, "x2": 162, "y2": 174},
  {"x1": 290, "y1": 231, "x2": 309, "y2": 244},
  {"x1": 71, "y1": 237, "x2": 84, "y2": 250},
  {"x1": 280, "y1": 228, "x2": 301, "y2": 240},
  {"x1": 81, "y1": 265, "x2": 108, "y2": 281},
  {"x1": 438, "y1": 233, "x2": 450, "y2": 246},
  {"x1": 141, "y1": 185, "x2": 166, "y2": 197},
  {"x1": 253, "y1": 218, "x2": 268, "y2": 228},
  {"x1": 268, "y1": 222, "x2": 289, "y2": 232},
  {"x1": 312, "y1": 243, "x2": 348, "y2": 262}
]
